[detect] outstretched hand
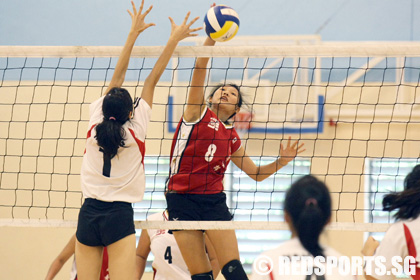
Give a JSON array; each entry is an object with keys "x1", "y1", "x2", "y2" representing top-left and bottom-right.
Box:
[
  {"x1": 127, "y1": 0, "x2": 155, "y2": 35},
  {"x1": 278, "y1": 136, "x2": 305, "y2": 166},
  {"x1": 168, "y1": 12, "x2": 202, "y2": 42}
]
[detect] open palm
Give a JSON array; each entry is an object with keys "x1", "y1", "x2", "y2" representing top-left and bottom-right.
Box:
[
  {"x1": 279, "y1": 136, "x2": 305, "y2": 166},
  {"x1": 127, "y1": 0, "x2": 155, "y2": 35}
]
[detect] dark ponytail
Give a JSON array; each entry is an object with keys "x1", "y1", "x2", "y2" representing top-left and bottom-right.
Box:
[
  {"x1": 382, "y1": 164, "x2": 420, "y2": 220},
  {"x1": 95, "y1": 87, "x2": 133, "y2": 159},
  {"x1": 284, "y1": 175, "x2": 331, "y2": 257}
]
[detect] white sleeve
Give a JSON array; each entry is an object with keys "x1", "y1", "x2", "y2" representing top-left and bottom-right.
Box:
[
  {"x1": 88, "y1": 96, "x2": 105, "y2": 126},
  {"x1": 370, "y1": 222, "x2": 408, "y2": 280},
  {"x1": 130, "y1": 98, "x2": 152, "y2": 141}
]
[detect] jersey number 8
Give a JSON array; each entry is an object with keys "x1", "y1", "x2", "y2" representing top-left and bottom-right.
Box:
[{"x1": 205, "y1": 144, "x2": 217, "y2": 162}]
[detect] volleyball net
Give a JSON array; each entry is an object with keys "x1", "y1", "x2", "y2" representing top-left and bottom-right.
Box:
[{"x1": 0, "y1": 43, "x2": 420, "y2": 233}]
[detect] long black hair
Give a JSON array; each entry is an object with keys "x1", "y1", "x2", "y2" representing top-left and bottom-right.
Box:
[
  {"x1": 284, "y1": 175, "x2": 332, "y2": 257},
  {"x1": 95, "y1": 87, "x2": 133, "y2": 159},
  {"x1": 382, "y1": 164, "x2": 420, "y2": 220}
]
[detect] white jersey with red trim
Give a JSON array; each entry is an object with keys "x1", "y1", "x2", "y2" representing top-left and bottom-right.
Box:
[
  {"x1": 370, "y1": 217, "x2": 420, "y2": 280},
  {"x1": 147, "y1": 211, "x2": 190, "y2": 280},
  {"x1": 167, "y1": 107, "x2": 242, "y2": 194},
  {"x1": 251, "y1": 238, "x2": 355, "y2": 280},
  {"x1": 81, "y1": 96, "x2": 151, "y2": 203}
]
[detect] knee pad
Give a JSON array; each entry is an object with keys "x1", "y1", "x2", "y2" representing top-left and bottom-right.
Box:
[
  {"x1": 222, "y1": 259, "x2": 248, "y2": 280},
  {"x1": 191, "y1": 271, "x2": 213, "y2": 280}
]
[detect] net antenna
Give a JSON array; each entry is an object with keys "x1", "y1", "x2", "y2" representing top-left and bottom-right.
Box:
[{"x1": 0, "y1": 40, "x2": 420, "y2": 233}]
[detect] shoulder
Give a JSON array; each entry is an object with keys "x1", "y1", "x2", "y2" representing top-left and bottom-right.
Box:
[
  {"x1": 134, "y1": 97, "x2": 150, "y2": 110},
  {"x1": 133, "y1": 97, "x2": 151, "y2": 117},
  {"x1": 90, "y1": 96, "x2": 105, "y2": 108},
  {"x1": 379, "y1": 219, "x2": 419, "y2": 247},
  {"x1": 89, "y1": 96, "x2": 105, "y2": 123},
  {"x1": 183, "y1": 107, "x2": 209, "y2": 125},
  {"x1": 384, "y1": 220, "x2": 405, "y2": 237},
  {"x1": 401, "y1": 216, "x2": 420, "y2": 228}
]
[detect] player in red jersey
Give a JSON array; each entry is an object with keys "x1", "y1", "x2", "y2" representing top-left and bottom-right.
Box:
[{"x1": 165, "y1": 35, "x2": 305, "y2": 280}]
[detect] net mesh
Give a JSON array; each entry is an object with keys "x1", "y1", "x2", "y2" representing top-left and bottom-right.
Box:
[{"x1": 0, "y1": 44, "x2": 420, "y2": 232}]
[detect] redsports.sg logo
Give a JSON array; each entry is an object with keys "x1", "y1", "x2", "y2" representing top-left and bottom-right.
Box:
[{"x1": 253, "y1": 255, "x2": 418, "y2": 277}]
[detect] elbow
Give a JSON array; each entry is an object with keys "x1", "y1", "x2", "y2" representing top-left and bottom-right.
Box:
[
  {"x1": 247, "y1": 174, "x2": 259, "y2": 182},
  {"x1": 255, "y1": 176, "x2": 265, "y2": 182},
  {"x1": 136, "y1": 254, "x2": 147, "y2": 262},
  {"x1": 253, "y1": 173, "x2": 270, "y2": 182}
]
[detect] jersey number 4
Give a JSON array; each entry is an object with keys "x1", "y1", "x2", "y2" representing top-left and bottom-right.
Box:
[{"x1": 164, "y1": 246, "x2": 173, "y2": 264}]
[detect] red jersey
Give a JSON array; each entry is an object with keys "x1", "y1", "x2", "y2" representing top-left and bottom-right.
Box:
[{"x1": 167, "y1": 107, "x2": 242, "y2": 194}]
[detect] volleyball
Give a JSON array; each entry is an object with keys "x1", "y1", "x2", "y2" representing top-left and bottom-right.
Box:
[{"x1": 204, "y1": 5, "x2": 240, "y2": 42}]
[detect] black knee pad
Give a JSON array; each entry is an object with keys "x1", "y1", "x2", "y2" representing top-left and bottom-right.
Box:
[
  {"x1": 222, "y1": 259, "x2": 248, "y2": 280},
  {"x1": 191, "y1": 271, "x2": 213, "y2": 280}
]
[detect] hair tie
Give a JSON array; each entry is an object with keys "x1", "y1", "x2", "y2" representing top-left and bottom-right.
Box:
[
  {"x1": 109, "y1": 117, "x2": 116, "y2": 121},
  {"x1": 305, "y1": 198, "x2": 317, "y2": 206}
]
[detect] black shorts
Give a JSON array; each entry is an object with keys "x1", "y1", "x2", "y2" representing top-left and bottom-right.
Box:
[
  {"x1": 166, "y1": 192, "x2": 233, "y2": 224},
  {"x1": 76, "y1": 198, "x2": 135, "y2": 247}
]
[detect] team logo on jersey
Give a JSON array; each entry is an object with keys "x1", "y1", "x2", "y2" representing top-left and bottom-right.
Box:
[
  {"x1": 208, "y1": 117, "x2": 220, "y2": 131},
  {"x1": 156, "y1": 229, "x2": 166, "y2": 236}
]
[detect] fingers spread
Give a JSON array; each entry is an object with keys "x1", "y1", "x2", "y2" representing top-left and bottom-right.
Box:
[
  {"x1": 168, "y1": 16, "x2": 175, "y2": 25},
  {"x1": 183, "y1": 11, "x2": 191, "y2": 25},
  {"x1": 138, "y1": 0, "x2": 144, "y2": 13},
  {"x1": 127, "y1": 9, "x2": 134, "y2": 18},
  {"x1": 188, "y1": 16, "x2": 200, "y2": 27},
  {"x1": 131, "y1": 1, "x2": 137, "y2": 15},
  {"x1": 143, "y1": 5, "x2": 153, "y2": 16}
]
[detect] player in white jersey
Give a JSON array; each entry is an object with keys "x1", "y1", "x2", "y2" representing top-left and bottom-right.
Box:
[
  {"x1": 74, "y1": 1, "x2": 202, "y2": 279},
  {"x1": 251, "y1": 175, "x2": 354, "y2": 280},
  {"x1": 136, "y1": 210, "x2": 220, "y2": 280},
  {"x1": 362, "y1": 164, "x2": 420, "y2": 280}
]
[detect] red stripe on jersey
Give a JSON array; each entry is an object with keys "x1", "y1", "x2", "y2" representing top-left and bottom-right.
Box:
[
  {"x1": 84, "y1": 124, "x2": 97, "y2": 154},
  {"x1": 153, "y1": 267, "x2": 157, "y2": 279},
  {"x1": 128, "y1": 128, "x2": 145, "y2": 166},
  {"x1": 403, "y1": 223, "x2": 420, "y2": 280}
]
